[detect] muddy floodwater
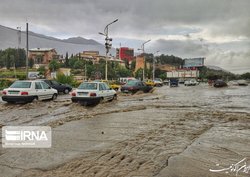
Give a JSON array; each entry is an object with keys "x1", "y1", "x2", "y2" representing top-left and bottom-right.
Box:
[{"x1": 0, "y1": 84, "x2": 250, "y2": 177}]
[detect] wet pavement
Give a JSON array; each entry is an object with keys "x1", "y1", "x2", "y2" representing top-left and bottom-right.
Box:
[{"x1": 0, "y1": 84, "x2": 250, "y2": 177}]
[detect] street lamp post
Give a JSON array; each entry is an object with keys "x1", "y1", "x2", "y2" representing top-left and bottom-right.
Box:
[
  {"x1": 16, "y1": 27, "x2": 21, "y2": 79},
  {"x1": 153, "y1": 50, "x2": 160, "y2": 80},
  {"x1": 141, "y1": 40, "x2": 151, "y2": 80},
  {"x1": 99, "y1": 19, "x2": 118, "y2": 80}
]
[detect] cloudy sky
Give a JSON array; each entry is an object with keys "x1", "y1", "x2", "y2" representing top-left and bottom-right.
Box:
[{"x1": 0, "y1": 0, "x2": 250, "y2": 73}]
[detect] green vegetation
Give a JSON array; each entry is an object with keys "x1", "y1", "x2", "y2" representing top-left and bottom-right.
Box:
[
  {"x1": 0, "y1": 69, "x2": 26, "y2": 80},
  {"x1": 49, "y1": 59, "x2": 60, "y2": 72},
  {"x1": 199, "y1": 66, "x2": 237, "y2": 81},
  {"x1": 1, "y1": 48, "x2": 248, "y2": 82},
  {"x1": 56, "y1": 73, "x2": 80, "y2": 88},
  {"x1": 240, "y1": 72, "x2": 250, "y2": 80},
  {"x1": 0, "y1": 48, "x2": 26, "y2": 69},
  {"x1": 0, "y1": 79, "x2": 14, "y2": 90}
]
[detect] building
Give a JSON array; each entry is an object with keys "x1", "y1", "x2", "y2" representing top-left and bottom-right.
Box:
[
  {"x1": 135, "y1": 56, "x2": 144, "y2": 71},
  {"x1": 77, "y1": 51, "x2": 103, "y2": 64},
  {"x1": 29, "y1": 48, "x2": 59, "y2": 66},
  {"x1": 166, "y1": 70, "x2": 199, "y2": 78},
  {"x1": 155, "y1": 64, "x2": 177, "y2": 72},
  {"x1": 116, "y1": 47, "x2": 134, "y2": 62}
]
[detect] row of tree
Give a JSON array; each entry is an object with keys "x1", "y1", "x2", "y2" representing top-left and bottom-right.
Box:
[{"x1": 0, "y1": 48, "x2": 26, "y2": 69}]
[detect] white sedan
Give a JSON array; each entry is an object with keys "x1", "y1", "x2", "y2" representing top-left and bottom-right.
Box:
[
  {"x1": 71, "y1": 82, "x2": 117, "y2": 105},
  {"x1": 184, "y1": 79, "x2": 199, "y2": 86},
  {"x1": 2, "y1": 80, "x2": 58, "y2": 103}
]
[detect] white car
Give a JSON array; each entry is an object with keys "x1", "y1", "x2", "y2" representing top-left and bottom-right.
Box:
[
  {"x1": 153, "y1": 78, "x2": 163, "y2": 87},
  {"x1": 184, "y1": 79, "x2": 199, "y2": 86},
  {"x1": 71, "y1": 82, "x2": 117, "y2": 105},
  {"x1": 2, "y1": 80, "x2": 58, "y2": 103}
]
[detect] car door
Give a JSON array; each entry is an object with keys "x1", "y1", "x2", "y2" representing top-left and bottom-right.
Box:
[
  {"x1": 40, "y1": 81, "x2": 53, "y2": 99},
  {"x1": 35, "y1": 82, "x2": 45, "y2": 100},
  {"x1": 51, "y1": 80, "x2": 63, "y2": 92},
  {"x1": 98, "y1": 83, "x2": 107, "y2": 100},
  {"x1": 140, "y1": 82, "x2": 148, "y2": 92},
  {"x1": 103, "y1": 83, "x2": 113, "y2": 100}
]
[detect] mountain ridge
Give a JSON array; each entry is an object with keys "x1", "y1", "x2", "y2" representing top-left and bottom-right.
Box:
[{"x1": 0, "y1": 24, "x2": 110, "y2": 56}]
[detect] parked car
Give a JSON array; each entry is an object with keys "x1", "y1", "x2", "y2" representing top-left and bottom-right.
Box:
[
  {"x1": 169, "y1": 78, "x2": 179, "y2": 87},
  {"x1": 95, "y1": 80, "x2": 120, "y2": 91},
  {"x1": 237, "y1": 80, "x2": 248, "y2": 86},
  {"x1": 109, "y1": 81, "x2": 121, "y2": 91},
  {"x1": 184, "y1": 79, "x2": 199, "y2": 86},
  {"x1": 153, "y1": 78, "x2": 163, "y2": 87},
  {"x1": 1, "y1": 80, "x2": 58, "y2": 103},
  {"x1": 213, "y1": 80, "x2": 227, "y2": 88},
  {"x1": 178, "y1": 78, "x2": 185, "y2": 84},
  {"x1": 71, "y1": 82, "x2": 117, "y2": 105},
  {"x1": 163, "y1": 79, "x2": 169, "y2": 85},
  {"x1": 42, "y1": 80, "x2": 72, "y2": 94},
  {"x1": 145, "y1": 79, "x2": 156, "y2": 87},
  {"x1": 121, "y1": 80, "x2": 153, "y2": 94}
]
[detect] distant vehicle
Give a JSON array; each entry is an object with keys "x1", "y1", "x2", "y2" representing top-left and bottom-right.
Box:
[
  {"x1": 119, "y1": 77, "x2": 136, "y2": 85},
  {"x1": 2, "y1": 80, "x2": 58, "y2": 103},
  {"x1": 153, "y1": 78, "x2": 163, "y2": 87},
  {"x1": 184, "y1": 79, "x2": 199, "y2": 86},
  {"x1": 121, "y1": 80, "x2": 153, "y2": 94},
  {"x1": 178, "y1": 78, "x2": 185, "y2": 84},
  {"x1": 145, "y1": 79, "x2": 156, "y2": 87},
  {"x1": 163, "y1": 79, "x2": 169, "y2": 85},
  {"x1": 94, "y1": 80, "x2": 120, "y2": 91},
  {"x1": 71, "y1": 82, "x2": 117, "y2": 105},
  {"x1": 42, "y1": 80, "x2": 72, "y2": 94},
  {"x1": 169, "y1": 78, "x2": 179, "y2": 87},
  {"x1": 109, "y1": 81, "x2": 121, "y2": 91},
  {"x1": 237, "y1": 80, "x2": 248, "y2": 86},
  {"x1": 28, "y1": 72, "x2": 43, "y2": 79},
  {"x1": 213, "y1": 80, "x2": 227, "y2": 88}
]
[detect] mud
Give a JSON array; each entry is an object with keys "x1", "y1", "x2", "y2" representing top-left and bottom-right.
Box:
[{"x1": 0, "y1": 84, "x2": 250, "y2": 177}]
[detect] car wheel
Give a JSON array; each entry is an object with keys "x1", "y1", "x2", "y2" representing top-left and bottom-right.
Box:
[
  {"x1": 52, "y1": 94, "x2": 57, "y2": 100},
  {"x1": 64, "y1": 89, "x2": 69, "y2": 94},
  {"x1": 112, "y1": 94, "x2": 117, "y2": 101}
]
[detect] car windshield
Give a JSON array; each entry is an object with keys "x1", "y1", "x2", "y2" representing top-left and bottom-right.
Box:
[
  {"x1": 126, "y1": 81, "x2": 137, "y2": 86},
  {"x1": 78, "y1": 83, "x2": 97, "y2": 90},
  {"x1": 10, "y1": 81, "x2": 31, "y2": 88}
]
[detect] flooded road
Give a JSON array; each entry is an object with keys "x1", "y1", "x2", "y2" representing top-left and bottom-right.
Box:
[{"x1": 0, "y1": 84, "x2": 250, "y2": 177}]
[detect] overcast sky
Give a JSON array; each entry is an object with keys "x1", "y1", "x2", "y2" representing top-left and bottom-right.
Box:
[{"x1": 0, "y1": 0, "x2": 249, "y2": 73}]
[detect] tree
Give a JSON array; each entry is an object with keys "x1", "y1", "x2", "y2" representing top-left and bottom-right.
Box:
[
  {"x1": 240, "y1": 72, "x2": 250, "y2": 79},
  {"x1": 0, "y1": 48, "x2": 26, "y2": 68},
  {"x1": 28, "y1": 58, "x2": 34, "y2": 68},
  {"x1": 124, "y1": 59, "x2": 130, "y2": 69},
  {"x1": 49, "y1": 59, "x2": 60, "y2": 72},
  {"x1": 135, "y1": 68, "x2": 143, "y2": 80},
  {"x1": 65, "y1": 52, "x2": 69, "y2": 67},
  {"x1": 38, "y1": 66, "x2": 46, "y2": 76},
  {"x1": 130, "y1": 60, "x2": 136, "y2": 71}
]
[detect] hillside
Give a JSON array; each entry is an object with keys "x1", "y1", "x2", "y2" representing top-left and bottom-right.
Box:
[{"x1": 0, "y1": 25, "x2": 113, "y2": 56}]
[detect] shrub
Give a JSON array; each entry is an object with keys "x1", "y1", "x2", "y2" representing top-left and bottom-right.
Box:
[
  {"x1": 56, "y1": 72, "x2": 79, "y2": 88},
  {"x1": 0, "y1": 79, "x2": 13, "y2": 90}
]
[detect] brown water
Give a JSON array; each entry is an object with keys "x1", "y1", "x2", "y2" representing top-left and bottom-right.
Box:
[{"x1": 0, "y1": 84, "x2": 250, "y2": 177}]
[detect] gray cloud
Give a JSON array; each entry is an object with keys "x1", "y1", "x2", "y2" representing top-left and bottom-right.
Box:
[{"x1": 0, "y1": 0, "x2": 249, "y2": 73}]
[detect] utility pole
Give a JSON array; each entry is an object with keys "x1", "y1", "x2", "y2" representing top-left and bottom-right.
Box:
[
  {"x1": 15, "y1": 27, "x2": 21, "y2": 79},
  {"x1": 153, "y1": 50, "x2": 160, "y2": 80},
  {"x1": 141, "y1": 40, "x2": 151, "y2": 80},
  {"x1": 26, "y1": 23, "x2": 29, "y2": 79},
  {"x1": 99, "y1": 19, "x2": 118, "y2": 80}
]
